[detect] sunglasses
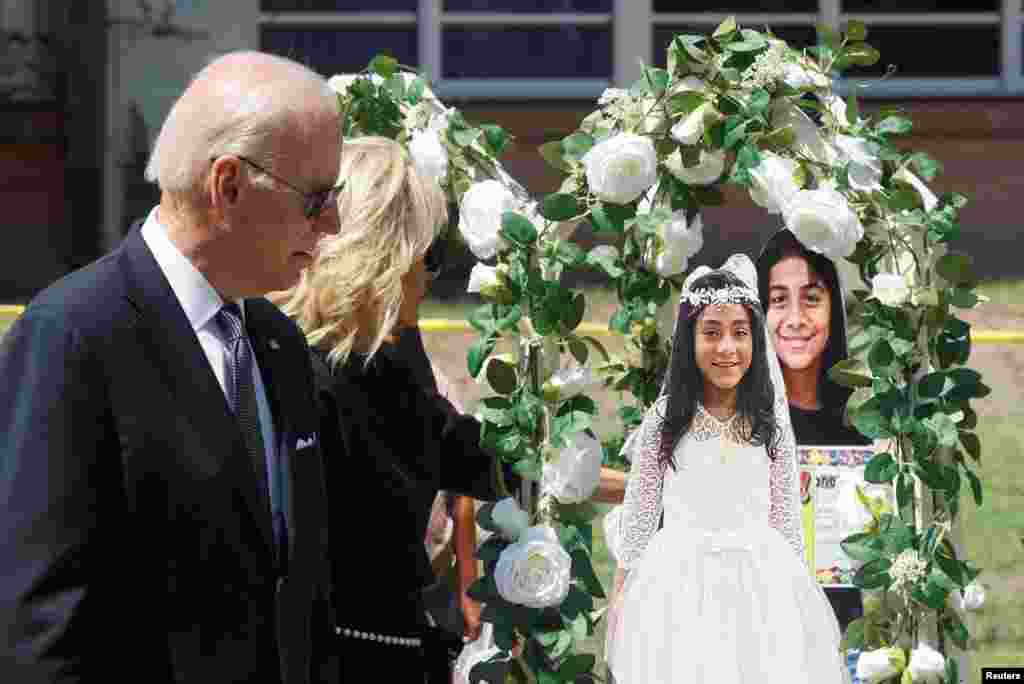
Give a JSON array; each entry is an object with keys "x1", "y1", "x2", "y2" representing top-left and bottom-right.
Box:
[{"x1": 217, "y1": 156, "x2": 345, "y2": 220}]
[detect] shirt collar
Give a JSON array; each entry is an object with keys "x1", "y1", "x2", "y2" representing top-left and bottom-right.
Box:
[{"x1": 139, "y1": 206, "x2": 244, "y2": 332}]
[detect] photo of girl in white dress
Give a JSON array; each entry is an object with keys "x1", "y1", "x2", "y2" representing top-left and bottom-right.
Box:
[{"x1": 605, "y1": 254, "x2": 850, "y2": 683}]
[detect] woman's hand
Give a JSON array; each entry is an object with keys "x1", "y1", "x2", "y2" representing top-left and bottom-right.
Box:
[{"x1": 460, "y1": 594, "x2": 482, "y2": 642}]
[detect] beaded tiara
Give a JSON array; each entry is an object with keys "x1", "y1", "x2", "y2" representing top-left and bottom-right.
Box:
[{"x1": 679, "y1": 283, "x2": 759, "y2": 319}]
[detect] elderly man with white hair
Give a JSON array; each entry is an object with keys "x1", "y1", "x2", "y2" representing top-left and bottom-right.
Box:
[{"x1": 0, "y1": 51, "x2": 342, "y2": 683}]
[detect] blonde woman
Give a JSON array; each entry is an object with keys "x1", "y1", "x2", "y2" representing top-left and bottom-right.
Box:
[{"x1": 273, "y1": 137, "x2": 505, "y2": 683}]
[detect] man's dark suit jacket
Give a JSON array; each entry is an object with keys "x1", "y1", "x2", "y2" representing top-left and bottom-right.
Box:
[{"x1": 0, "y1": 226, "x2": 330, "y2": 683}]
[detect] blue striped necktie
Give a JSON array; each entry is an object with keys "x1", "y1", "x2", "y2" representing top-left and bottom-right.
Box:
[{"x1": 215, "y1": 303, "x2": 288, "y2": 573}]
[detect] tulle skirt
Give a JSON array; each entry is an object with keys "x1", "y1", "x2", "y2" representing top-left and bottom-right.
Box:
[{"x1": 607, "y1": 523, "x2": 849, "y2": 684}]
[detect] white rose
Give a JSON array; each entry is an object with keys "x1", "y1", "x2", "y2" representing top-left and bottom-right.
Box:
[
  {"x1": 598, "y1": 87, "x2": 630, "y2": 106},
  {"x1": 408, "y1": 129, "x2": 449, "y2": 186},
  {"x1": 782, "y1": 59, "x2": 830, "y2": 90},
  {"x1": 960, "y1": 581, "x2": 986, "y2": 611},
  {"x1": 908, "y1": 644, "x2": 946, "y2": 684},
  {"x1": 543, "y1": 364, "x2": 600, "y2": 403},
  {"x1": 467, "y1": 263, "x2": 501, "y2": 296},
  {"x1": 772, "y1": 99, "x2": 836, "y2": 165},
  {"x1": 589, "y1": 244, "x2": 619, "y2": 262},
  {"x1": 541, "y1": 431, "x2": 603, "y2": 504},
  {"x1": 655, "y1": 212, "x2": 704, "y2": 277},
  {"x1": 893, "y1": 167, "x2": 939, "y2": 212},
  {"x1": 665, "y1": 148, "x2": 726, "y2": 186},
  {"x1": 656, "y1": 297, "x2": 679, "y2": 344},
  {"x1": 856, "y1": 647, "x2": 907, "y2": 683},
  {"x1": 583, "y1": 133, "x2": 658, "y2": 205},
  {"x1": 671, "y1": 102, "x2": 719, "y2": 146},
  {"x1": 871, "y1": 272, "x2": 911, "y2": 307},
  {"x1": 748, "y1": 152, "x2": 803, "y2": 214},
  {"x1": 602, "y1": 505, "x2": 625, "y2": 563},
  {"x1": 326, "y1": 73, "x2": 361, "y2": 94},
  {"x1": 494, "y1": 525, "x2": 572, "y2": 609},
  {"x1": 491, "y1": 497, "x2": 530, "y2": 542},
  {"x1": 458, "y1": 180, "x2": 517, "y2": 260},
  {"x1": 784, "y1": 188, "x2": 864, "y2": 259},
  {"x1": 834, "y1": 135, "x2": 883, "y2": 192}
]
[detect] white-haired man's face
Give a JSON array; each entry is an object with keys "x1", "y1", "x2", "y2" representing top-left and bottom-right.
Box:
[{"x1": 211, "y1": 108, "x2": 342, "y2": 297}]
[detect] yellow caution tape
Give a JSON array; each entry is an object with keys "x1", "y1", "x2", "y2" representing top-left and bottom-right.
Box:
[{"x1": 4, "y1": 306, "x2": 1024, "y2": 344}]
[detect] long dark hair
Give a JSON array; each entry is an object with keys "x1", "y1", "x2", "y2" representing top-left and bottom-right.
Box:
[
  {"x1": 755, "y1": 228, "x2": 851, "y2": 412},
  {"x1": 657, "y1": 270, "x2": 780, "y2": 471}
]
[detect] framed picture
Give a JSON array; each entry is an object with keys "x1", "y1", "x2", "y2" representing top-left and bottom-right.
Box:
[{"x1": 798, "y1": 445, "x2": 890, "y2": 587}]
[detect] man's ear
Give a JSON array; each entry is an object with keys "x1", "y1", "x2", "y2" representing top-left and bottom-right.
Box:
[{"x1": 210, "y1": 157, "x2": 243, "y2": 214}]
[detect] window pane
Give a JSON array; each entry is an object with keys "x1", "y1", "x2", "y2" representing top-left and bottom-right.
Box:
[
  {"x1": 261, "y1": 0, "x2": 417, "y2": 10},
  {"x1": 846, "y1": 26, "x2": 997, "y2": 77},
  {"x1": 443, "y1": 27, "x2": 611, "y2": 78},
  {"x1": 654, "y1": 24, "x2": 819, "y2": 66},
  {"x1": 842, "y1": 0, "x2": 996, "y2": 11},
  {"x1": 445, "y1": 0, "x2": 611, "y2": 10},
  {"x1": 655, "y1": 0, "x2": 815, "y2": 11},
  {"x1": 261, "y1": 27, "x2": 417, "y2": 77}
]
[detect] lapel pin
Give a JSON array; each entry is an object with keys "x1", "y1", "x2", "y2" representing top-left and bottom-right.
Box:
[{"x1": 268, "y1": 339, "x2": 280, "y2": 350}]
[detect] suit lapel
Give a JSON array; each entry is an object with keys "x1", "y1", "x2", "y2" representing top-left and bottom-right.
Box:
[
  {"x1": 120, "y1": 229, "x2": 275, "y2": 557},
  {"x1": 245, "y1": 302, "x2": 297, "y2": 563}
]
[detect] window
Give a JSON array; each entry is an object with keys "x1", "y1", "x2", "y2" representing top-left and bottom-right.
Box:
[{"x1": 259, "y1": 0, "x2": 1024, "y2": 99}]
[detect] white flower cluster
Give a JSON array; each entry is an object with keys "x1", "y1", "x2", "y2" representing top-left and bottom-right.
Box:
[
  {"x1": 680, "y1": 285, "x2": 759, "y2": 310},
  {"x1": 889, "y1": 548, "x2": 929, "y2": 593},
  {"x1": 743, "y1": 43, "x2": 786, "y2": 91}
]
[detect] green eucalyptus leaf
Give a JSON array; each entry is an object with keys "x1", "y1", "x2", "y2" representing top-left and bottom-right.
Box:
[
  {"x1": 925, "y1": 413, "x2": 960, "y2": 448},
  {"x1": 512, "y1": 458, "x2": 542, "y2": 482},
  {"x1": 643, "y1": 66, "x2": 670, "y2": 95},
  {"x1": 962, "y1": 465, "x2": 983, "y2": 506},
  {"x1": 936, "y1": 253, "x2": 976, "y2": 285},
  {"x1": 668, "y1": 91, "x2": 706, "y2": 117},
  {"x1": 843, "y1": 42, "x2": 881, "y2": 67},
  {"x1": 452, "y1": 127, "x2": 483, "y2": 147},
  {"x1": 568, "y1": 337, "x2": 589, "y2": 366},
  {"x1": 915, "y1": 459, "x2": 950, "y2": 490},
  {"x1": 943, "y1": 613, "x2": 970, "y2": 651},
  {"x1": 475, "y1": 536, "x2": 507, "y2": 565},
  {"x1": 829, "y1": 358, "x2": 875, "y2": 388},
  {"x1": 559, "y1": 653, "x2": 597, "y2": 680},
  {"x1": 959, "y1": 430, "x2": 982, "y2": 463},
  {"x1": 563, "y1": 291, "x2": 586, "y2": 332},
  {"x1": 843, "y1": 617, "x2": 867, "y2": 651},
  {"x1": 936, "y1": 318, "x2": 971, "y2": 369},
  {"x1": 713, "y1": 15, "x2": 738, "y2": 39},
  {"x1": 482, "y1": 123, "x2": 508, "y2": 157},
  {"x1": 385, "y1": 73, "x2": 406, "y2": 100},
  {"x1": 865, "y1": 452, "x2": 899, "y2": 483},
  {"x1": 868, "y1": 339, "x2": 896, "y2": 376},
  {"x1": 486, "y1": 358, "x2": 519, "y2": 395},
  {"x1": 949, "y1": 287, "x2": 979, "y2": 309},
  {"x1": 562, "y1": 132, "x2": 596, "y2": 161},
  {"x1": 571, "y1": 549, "x2": 607, "y2": 599},
  {"x1": 845, "y1": 20, "x2": 868, "y2": 41},
  {"x1": 917, "y1": 371, "x2": 948, "y2": 399},
  {"x1": 877, "y1": 116, "x2": 913, "y2": 136},
  {"x1": 367, "y1": 53, "x2": 399, "y2": 79},
  {"x1": 500, "y1": 211, "x2": 538, "y2": 246},
  {"x1": 468, "y1": 335, "x2": 497, "y2": 378},
  {"x1": 541, "y1": 193, "x2": 581, "y2": 222},
  {"x1": 841, "y1": 532, "x2": 885, "y2": 563},
  {"x1": 539, "y1": 140, "x2": 572, "y2": 173},
  {"x1": 854, "y1": 557, "x2": 893, "y2": 590}
]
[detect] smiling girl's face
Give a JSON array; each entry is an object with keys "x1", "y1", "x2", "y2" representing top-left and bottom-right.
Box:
[
  {"x1": 694, "y1": 303, "x2": 753, "y2": 404},
  {"x1": 766, "y1": 255, "x2": 831, "y2": 376}
]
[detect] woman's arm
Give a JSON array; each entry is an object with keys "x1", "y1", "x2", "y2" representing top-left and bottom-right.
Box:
[
  {"x1": 451, "y1": 495, "x2": 482, "y2": 642},
  {"x1": 591, "y1": 466, "x2": 628, "y2": 504}
]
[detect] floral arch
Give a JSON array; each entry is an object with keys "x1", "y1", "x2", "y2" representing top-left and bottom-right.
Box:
[{"x1": 329, "y1": 18, "x2": 986, "y2": 684}]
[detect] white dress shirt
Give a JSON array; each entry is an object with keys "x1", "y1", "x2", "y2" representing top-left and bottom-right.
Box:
[{"x1": 140, "y1": 208, "x2": 279, "y2": 492}]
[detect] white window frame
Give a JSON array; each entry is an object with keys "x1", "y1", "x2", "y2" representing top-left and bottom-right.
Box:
[{"x1": 258, "y1": 0, "x2": 1024, "y2": 98}]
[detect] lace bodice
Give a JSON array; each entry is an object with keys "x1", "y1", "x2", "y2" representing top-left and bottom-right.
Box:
[{"x1": 617, "y1": 398, "x2": 804, "y2": 569}]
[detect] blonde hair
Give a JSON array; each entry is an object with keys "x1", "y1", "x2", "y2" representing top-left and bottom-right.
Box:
[{"x1": 273, "y1": 136, "x2": 447, "y2": 367}]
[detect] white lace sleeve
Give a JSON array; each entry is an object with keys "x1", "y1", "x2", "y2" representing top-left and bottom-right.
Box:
[
  {"x1": 616, "y1": 397, "x2": 668, "y2": 570},
  {"x1": 768, "y1": 390, "x2": 805, "y2": 560}
]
